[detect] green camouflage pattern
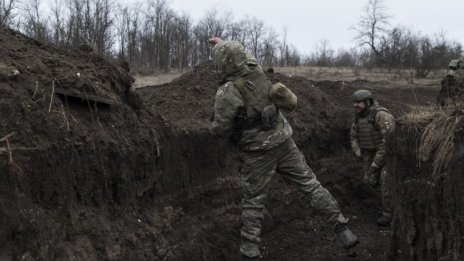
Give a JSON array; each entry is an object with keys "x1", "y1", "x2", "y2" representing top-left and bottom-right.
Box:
[
  {"x1": 350, "y1": 106, "x2": 395, "y2": 166},
  {"x1": 211, "y1": 41, "x2": 292, "y2": 151},
  {"x1": 270, "y1": 82, "x2": 298, "y2": 111},
  {"x1": 211, "y1": 41, "x2": 349, "y2": 258},
  {"x1": 350, "y1": 105, "x2": 394, "y2": 217},
  {"x1": 360, "y1": 149, "x2": 391, "y2": 213},
  {"x1": 212, "y1": 40, "x2": 250, "y2": 82},
  {"x1": 239, "y1": 139, "x2": 348, "y2": 257}
]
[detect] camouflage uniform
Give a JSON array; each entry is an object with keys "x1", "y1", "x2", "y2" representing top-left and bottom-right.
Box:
[
  {"x1": 438, "y1": 59, "x2": 464, "y2": 105},
  {"x1": 211, "y1": 41, "x2": 349, "y2": 258},
  {"x1": 350, "y1": 105, "x2": 395, "y2": 219}
]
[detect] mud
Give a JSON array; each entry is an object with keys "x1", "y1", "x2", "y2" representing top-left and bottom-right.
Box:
[{"x1": 0, "y1": 26, "x2": 446, "y2": 261}]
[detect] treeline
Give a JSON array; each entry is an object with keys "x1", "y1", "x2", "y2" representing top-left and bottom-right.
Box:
[
  {"x1": 0, "y1": 0, "x2": 301, "y2": 73},
  {"x1": 304, "y1": 29, "x2": 463, "y2": 78},
  {"x1": 0, "y1": 0, "x2": 462, "y2": 77}
]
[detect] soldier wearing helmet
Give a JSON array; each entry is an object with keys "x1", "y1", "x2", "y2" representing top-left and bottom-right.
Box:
[
  {"x1": 209, "y1": 37, "x2": 359, "y2": 259},
  {"x1": 350, "y1": 89, "x2": 395, "y2": 227},
  {"x1": 438, "y1": 58, "x2": 464, "y2": 106}
]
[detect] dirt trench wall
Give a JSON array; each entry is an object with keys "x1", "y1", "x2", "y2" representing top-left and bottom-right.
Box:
[
  {"x1": 0, "y1": 28, "x2": 235, "y2": 260},
  {"x1": 0, "y1": 128, "x2": 233, "y2": 260},
  {"x1": 387, "y1": 112, "x2": 464, "y2": 260}
]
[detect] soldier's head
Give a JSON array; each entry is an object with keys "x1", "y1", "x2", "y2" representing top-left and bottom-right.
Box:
[
  {"x1": 352, "y1": 89, "x2": 374, "y2": 113},
  {"x1": 448, "y1": 59, "x2": 464, "y2": 70},
  {"x1": 211, "y1": 39, "x2": 248, "y2": 80}
]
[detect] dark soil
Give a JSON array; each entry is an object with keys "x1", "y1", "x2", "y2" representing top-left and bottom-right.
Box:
[{"x1": 0, "y1": 26, "x2": 443, "y2": 261}]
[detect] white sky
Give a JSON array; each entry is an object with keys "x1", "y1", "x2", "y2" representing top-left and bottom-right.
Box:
[{"x1": 167, "y1": 0, "x2": 464, "y2": 55}]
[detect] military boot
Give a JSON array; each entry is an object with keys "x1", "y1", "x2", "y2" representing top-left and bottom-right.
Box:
[
  {"x1": 377, "y1": 211, "x2": 392, "y2": 227},
  {"x1": 336, "y1": 227, "x2": 359, "y2": 250},
  {"x1": 240, "y1": 254, "x2": 261, "y2": 260},
  {"x1": 240, "y1": 242, "x2": 260, "y2": 259}
]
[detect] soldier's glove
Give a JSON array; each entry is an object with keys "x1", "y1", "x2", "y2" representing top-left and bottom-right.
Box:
[
  {"x1": 210, "y1": 112, "x2": 215, "y2": 122},
  {"x1": 366, "y1": 166, "x2": 381, "y2": 188},
  {"x1": 208, "y1": 37, "x2": 222, "y2": 47}
]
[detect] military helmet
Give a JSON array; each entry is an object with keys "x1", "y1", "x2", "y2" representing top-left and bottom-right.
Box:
[
  {"x1": 352, "y1": 89, "x2": 374, "y2": 102},
  {"x1": 448, "y1": 59, "x2": 463, "y2": 70},
  {"x1": 212, "y1": 40, "x2": 248, "y2": 79}
]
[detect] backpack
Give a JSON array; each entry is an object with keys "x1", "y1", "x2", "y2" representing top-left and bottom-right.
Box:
[{"x1": 269, "y1": 82, "x2": 297, "y2": 111}]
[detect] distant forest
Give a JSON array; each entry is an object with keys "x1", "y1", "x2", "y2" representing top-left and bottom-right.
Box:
[{"x1": 0, "y1": 0, "x2": 462, "y2": 76}]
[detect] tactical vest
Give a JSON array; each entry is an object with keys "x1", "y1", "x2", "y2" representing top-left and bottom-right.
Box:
[
  {"x1": 354, "y1": 107, "x2": 390, "y2": 149},
  {"x1": 232, "y1": 68, "x2": 274, "y2": 130}
]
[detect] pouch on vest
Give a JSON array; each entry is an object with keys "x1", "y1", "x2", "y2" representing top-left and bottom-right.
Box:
[
  {"x1": 269, "y1": 82, "x2": 297, "y2": 111},
  {"x1": 261, "y1": 104, "x2": 277, "y2": 131}
]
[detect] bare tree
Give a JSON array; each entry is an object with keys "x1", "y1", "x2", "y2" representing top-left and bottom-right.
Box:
[
  {"x1": 5, "y1": 0, "x2": 306, "y2": 73},
  {"x1": 312, "y1": 39, "x2": 334, "y2": 66},
  {"x1": 193, "y1": 8, "x2": 231, "y2": 62},
  {"x1": 50, "y1": 0, "x2": 68, "y2": 46},
  {"x1": 171, "y1": 12, "x2": 192, "y2": 70},
  {"x1": 261, "y1": 27, "x2": 279, "y2": 66},
  {"x1": 244, "y1": 16, "x2": 265, "y2": 59},
  {"x1": 279, "y1": 27, "x2": 288, "y2": 66},
  {"x1": 116, "y1": 2, "x2": 145, "y2": 67},
  {"x1": 228, "y1": 19, "x2": 247, "y2": 45},
  {"x1": 22, "y1": 0, "x2": 49, "y2": 41},
  {"x1": 0, "y1": 0, "x2": 18, "y2": 26},
  {"x1": 63, "y1": 0, "x2": 114, "y2": 53},
  {"x1": 334, "y1": 48, "x2": 357, "y2": 67},
  {"x1": 353, "y1": 0, "x2": 390, "y2": 62}
]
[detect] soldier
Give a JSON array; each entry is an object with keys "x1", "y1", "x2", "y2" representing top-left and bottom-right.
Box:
[
  {"x1": 208, "y1": 37, "x2": 359, "y2": 259},
  {"x1": 438, "y1": 58, "x2": 464, "y2": 106},
  {"x1": 349, "y1": 90, "x2": 395, "y2": 227}
]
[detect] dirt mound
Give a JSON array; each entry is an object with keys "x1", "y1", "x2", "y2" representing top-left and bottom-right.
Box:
[
  {"x1": 138, "y1": 62, "x2": 355, "y2": 160},
  {"x1": 0, "y1": 27, "x2": 167, "y2": 259}
]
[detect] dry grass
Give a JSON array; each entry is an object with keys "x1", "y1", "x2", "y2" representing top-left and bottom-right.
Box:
[
  {"x1": 132, "y1": 66, "x2": 447, "y2": 88},
  {"x1": 402, "y1": 106, "x2": 445, "y2": 124},
  {"x1": 272, "y1": 66, "x2": 447, "y2": 83},
  {"x1": 417, "y1": 104, "x2": 464, "y2": 182}
]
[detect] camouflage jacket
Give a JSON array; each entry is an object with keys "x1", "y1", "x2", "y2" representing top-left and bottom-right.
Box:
[
  {"x1": 211, "y1": 65, "x2": 292, "y2": 151},
  {"x1": 350, "y1": 106, "x2": 395, "y2": 166}
]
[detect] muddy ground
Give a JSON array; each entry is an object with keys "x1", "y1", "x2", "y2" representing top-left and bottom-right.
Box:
[{"x1": 0, "y1": 27, "x2": 445, "y2": 261}]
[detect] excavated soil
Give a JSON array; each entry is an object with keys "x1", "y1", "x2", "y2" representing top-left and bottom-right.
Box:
[{"x1": 0, "y1": 26, "x2": 444, "y2": 261}]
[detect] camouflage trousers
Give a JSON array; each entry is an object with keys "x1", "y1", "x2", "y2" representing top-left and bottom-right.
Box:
[
  {"x1": 238, "y1": 138, "x2": 347, "y2": 257},
  {"x1": 360, "y1": 149, "x2": 391, "y2": 213}
]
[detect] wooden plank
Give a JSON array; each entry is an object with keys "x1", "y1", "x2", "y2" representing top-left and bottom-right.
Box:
[{"x1": 55, "y1": 88, "x2": 117, "y2": 105}]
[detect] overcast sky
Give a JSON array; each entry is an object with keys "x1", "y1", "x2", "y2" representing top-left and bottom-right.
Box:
[{"x1": 166, "y1": 0, "x2": 464, "y2": 55}]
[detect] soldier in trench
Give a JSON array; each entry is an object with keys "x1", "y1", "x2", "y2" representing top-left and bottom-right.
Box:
[
  {"x1": 438, "y1": 58, "x2": 464, "y2": 106},
  {"x1": 349, "y1": 90, "x2": 395, "y2": 227},
  {"x1": 208, "y1": 37, "x2": 359, "y2": 259}
]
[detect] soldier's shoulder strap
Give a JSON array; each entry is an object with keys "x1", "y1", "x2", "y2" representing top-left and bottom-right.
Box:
[
  {"x1": 376, "y1": 106, "x2": 392, "y2": 115},
  {"x1": 371, "y1": 106, "x2": 393, "y2": 129}
]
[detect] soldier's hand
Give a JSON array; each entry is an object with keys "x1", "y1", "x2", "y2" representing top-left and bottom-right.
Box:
[
  {"x1": 354, "y1": 149, "x2": 361, "y2": 158},
  {"x1": 371, "y1": 161, "x2": 380, "y2": 169},
  {"x1": 208, "y1": 37, "x2": 222, "y2": 47},
  {"x1": 210, "y1": 112, "x2": 215, "y2": 122}
]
